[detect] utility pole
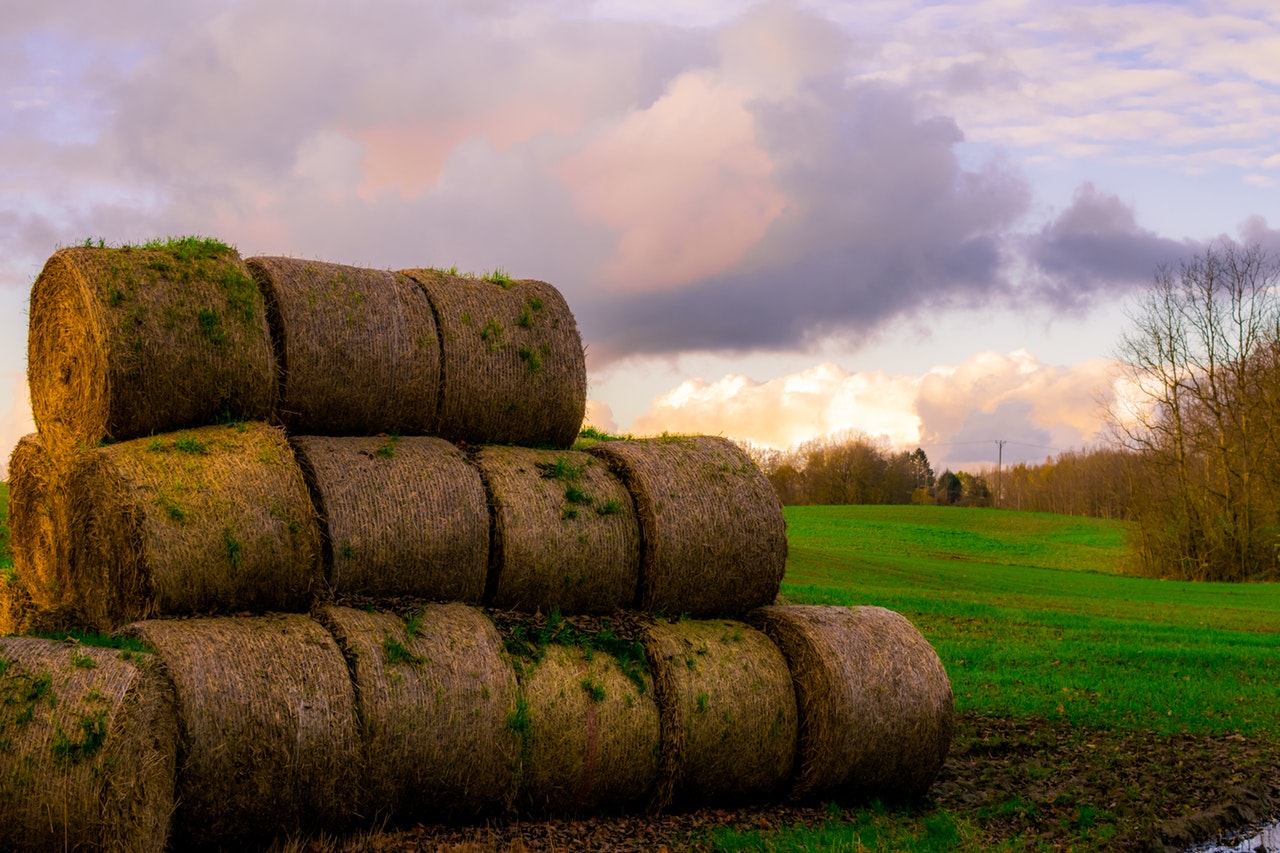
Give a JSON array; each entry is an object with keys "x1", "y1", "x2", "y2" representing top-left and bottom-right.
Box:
[{"x1": 995, "y1": 439, "x2": 1006, "y2": 509}]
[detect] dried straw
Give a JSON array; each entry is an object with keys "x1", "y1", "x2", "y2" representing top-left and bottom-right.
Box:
[
  {"x1": 7, "y1": 434, "x2": 77, "y2": 614},
  {"x1": 70, "y1": 422, "x2": 323, "y2": 630},
  {"x1": 247, "y1": 256, "x2": 441, "y2": 435},
  {"x1": 291, "y1": 435, "x2": 488, "y2": 601},
  {"x1": 0, "y1": 572, "x2": 31, "y2": 636},
  {"x1": 746, "y1": 605, "x2": 954, "y2": 801},
  {"x1": 643, "y1": 618, "x2": 796, "y2": 809},
  {"x1": 27, "y1": 242, "x2": 276, "y2": 448},
  {"x1": 587, "y1": 436, "x2": 787, "y2": 617},
  {"x1": 400, "y1": 269, "x2": 585, "y2": 448},
  {"x1": 316, "y1": 604, "x2": 519, "y2": 824},
  {"x1": 0, "y1": 637, "x2": 178, "y2": 853},
  {"x1": 475, "y1": 446, "x2": 639, "y2": 614},
  {"x1": 128, "y1": 614, "x2": 360, "y2": 848}
]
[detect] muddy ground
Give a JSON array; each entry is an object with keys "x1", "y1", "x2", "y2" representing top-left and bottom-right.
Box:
[{"x1": 288, "y1": 711, "x2": 1280, "y2": 852}]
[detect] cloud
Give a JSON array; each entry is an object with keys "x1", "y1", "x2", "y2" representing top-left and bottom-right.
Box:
[{"x1": 584, "y1": 399, "x2": 618, "y2": 433}]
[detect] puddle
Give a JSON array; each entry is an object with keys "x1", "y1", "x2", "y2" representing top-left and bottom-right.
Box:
[{"x1": 1188, "y1": 819, "x2": 1280, "y2": 852}]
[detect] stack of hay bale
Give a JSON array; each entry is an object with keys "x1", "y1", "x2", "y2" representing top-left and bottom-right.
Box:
[{"x1": 2, "y1": 239, "x2": 954, "y2": 851}]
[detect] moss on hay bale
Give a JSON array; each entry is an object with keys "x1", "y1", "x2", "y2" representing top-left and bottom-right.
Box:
[
  {"x1": 400, "y1": 269, "x2": 585, "y2": 448},
  {"x1": 512, "y1": 640, "x2": 660, "y2": 814},
  {"x1": 586, "y1": 436, "x2": 787, "y2": 617},
  {"x1": 7, "y1": 434, "x2": 78, "y2": 614},
  {"x1": 70, "y1": 422, "x2": 323, "y2": 630},
  {"x1": 316, "y1": 604, "x2": 519, "y2": 823},
  {"x1": 0, "y1": 637, "x2": 178, "y2": 853},
  {"x1": 643, "y1": 618, "x2": 796, "y2": 809},
  {"x1": 475, "y1": 446, "x2": 639, "y2": 614},
  {"x1": 291, "y1": 435, "x2": 488, "y2": 601},
  {"x1": 128, "y1": 614, "x2": 360, "y2": 847},
  {"x1": 247, "y1": 257, "x2": 441, "y2": 435},
  {"x1": 27, "y1": 239, "x2": 276, "y2": 448},
  {"x1": 746, "y1": 605, "x2": 954, "y2": 801}
]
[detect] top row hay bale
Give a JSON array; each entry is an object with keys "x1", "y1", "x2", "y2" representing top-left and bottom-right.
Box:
[
  {"x1": 587, "y1": 436, "x2": 787, "y2": 617},
  {"x1": 401, "y1": 268, "x2": 586, "y2": 449},
  {"x1": 0, "y1": 637, "x2": 178, "y2": 853},
  {"x1": 246, "y1": 257, "x2": 441, "y2": 435},
  {"x1": 28, "y1": 241, "x2": 277, "y2": 449}
]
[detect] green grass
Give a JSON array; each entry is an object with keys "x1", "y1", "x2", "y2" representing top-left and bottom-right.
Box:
[{"x1": 0, "y1": 481, "x2": 10, "y2": 570}]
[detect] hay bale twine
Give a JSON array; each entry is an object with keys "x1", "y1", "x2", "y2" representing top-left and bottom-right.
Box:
[
  {"x1": 128, "y1": 614, "x2": 360, "y2": 847},
  {"x1": 7, "y1": 433, "x2": 78, "y2": 614},
  {"x1": 316, "y1": 604, "x2": 519, "y2": 823},
  {"x1": 514, "y1": 643, "x2": 660, "y2": 814},
  {"x1": 400, "y1": 269, "x2": 585, "y2": 448},
  {"x1": 70, "y1": 422, "x2": 323, "y2": 630},
  {"x1": 27, "y1": 240, "x2": 276, "y2": 448},
  {"x1": 247, "y1": 257, "x2": 441, "y2": 435},
  {"x1": 475, "y1": 446, "x2": 639, "y2": 614},
  {"x1": 643, "y1": 619, "x2": 796, "y2": 809},
  {"x1": 586, "y1": 436, "x2": 786, "y2": 617},
  {"x1": 0, "y1": 637, "x2": 178, "y2": 853},
  {"x1": 746, "y1": 605, "x2": 954, "y2": 801},
  {"x1": 291, "y1": 435, "x2": 488, "y2": 601}
]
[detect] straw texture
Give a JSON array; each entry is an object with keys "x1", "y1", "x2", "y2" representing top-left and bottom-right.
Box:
[
  {"x1": 27, "y1": 242, "x2": 276, "y2": 448},
  {"x1": 475, "y1": 446, "x2": 640, "y2": 614},
  {"x1": 747, "y1": 605, "x2": 954, "y2": 801},
  {"x1": 7, "y1": 433, "x2": 77, "y2": 613},
  {"x1": 0, "y1": 637, "x2": 178, "y2": 853},
  {"x1": 292, "y1": 435, "x2": 489, "y2": 601},
  {"x1": 587, "y1": 436, "x2": 787, "y2": 616},
  {"x1": 400, "y1": 269, "x2": 585, "y2": 448},
  {"x1": 128, "y1": 614, "x2": 360, "y2": 848},
  {"x1": 247, "y1": 256, "x2": 441, "y2": 435}
]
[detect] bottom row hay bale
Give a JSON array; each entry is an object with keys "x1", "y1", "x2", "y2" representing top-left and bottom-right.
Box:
[
  {"x1": 747, "y1": 605, "x2": 954, "y2": 801},
  {"x1": 0, "y1": 637, "x2": 178, "y2": 853},
  {"x1": 128, "y1": 614, "x2": 360, "y2": 849},
  {"x1": 317, "y1": 604, "x2": 519, "y2": 824},
  {"x1": 514, "y1": 643, "x2": 660, "y2": 814},
  {"x1": 643, "y1": 618, "x2": 797, "y2": 809}
]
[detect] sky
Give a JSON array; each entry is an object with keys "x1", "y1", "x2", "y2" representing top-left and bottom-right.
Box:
[{"x1": 3, "y1": 0, "x2": 1279, "y2": 479}]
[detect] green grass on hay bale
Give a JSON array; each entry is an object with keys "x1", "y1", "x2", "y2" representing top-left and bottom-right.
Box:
[
  {"x1": 475, "y1": 446, "x2": 640, "y2": 615},
  {"x1": 746, "y1": 605, "x2": 954, "y2": 801},
  {"x1": 27, "y1": 239, "x2": 276, "y2": 448},
  {"x1": 247, "y1": 257, "x2": 441, "y2": 435},
  {"x1": 587, "y1": 435, "x2": 787, "y2": 617},
  {"x1": 643, "y1": 618, "x2": 796, "y2": 810},
  {"x1": 400, "y1": 268, "x2": 586, "y2": 448},
  {"x1": 127, "y1": 614, "x2": 360, "y2": 848},
  {"x1": 291, "y1": 435, "x2": 489, "y2": 601},
  {"x1": 316, "y1": 604, "x2": 519, "y2": 824},
  {"x1": 70, "y1": 422, "x2": 323, "y2": 630},
  {"x1": 0, "y1": 637, "x2": 178, "y2": 853}
]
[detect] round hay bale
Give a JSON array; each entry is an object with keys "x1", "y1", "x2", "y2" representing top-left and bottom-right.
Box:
[
  {"x1": 515, "y1": 643, "x2": 660, "y2": 814},
  {"x1": 247, "y1": 257, "x2": 441, "y2": 435},
  {"x1": 0, "y1": 637, "x2": 178, "y2": 853},
  {"x1": 7, "y1": 434, "x2": 77, "y2": 613},
  {"x1": 586, "y1": 436, "x2": 787, "y2": 617},
  {"x1": 70, "y1": 422, "x2": 323, "y2": 630},
  {"x1": 128, "y1": 614, "x2": 360, "y2": 847},
  {"x1": 27, "y1": 240, "x2": 277, "y2": 448},
  {"x1": 643, "y1": 619, "x2": 796, "y2": 809},
  {"x1": 316, "y1": 604, "x2": 519, "y2": 823},
  {"x1": 400, "y1": 269, "x2": 585, "y2": 448},
  {"x1": 475, "y1": 446, "x2": 639, "y2": 615},
  {"x1": 292, "y1": 435, "x2": 488, "y2": 601},
  {"x1": 0, "y1": 572, "x2": 32, "y2": 637},
  {"x1": 746, "y1": 605, "x2": 954, "y2": 801}
]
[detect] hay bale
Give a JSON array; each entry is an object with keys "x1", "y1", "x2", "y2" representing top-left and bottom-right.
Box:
[
  {"x1": 643, "y1": 619, "x2": 796, "y2": 809},
  {"x1": 586, "y1": 436, "x2": 787, "y2": 617},
  {"x1": 7, "y1": 434, "x2": 78, "y2": 613},
  {"x1": 128, "y1": 614, "x2": 360, "y2": 847},
  {"x1": 316, "y1": 604, "x2": 519, "y2": 823},
  {"x1": 0, "y1": 573, "x2": 30, "y2": 636},
  {"x1": 247, "y1": 257, "x2": 441, "y2": 435},
  {"x1": 70, "y1": 422, "x2": 323, "y2": 630},
  {"x1": 746, "y1": 605, "x2": 954, "y2": 801},
  {"x1": 514, "y1": 643, "x2": 660, "y2": 814},
  {"x1": 27, "y1": 240, "x2": 276, "y2": 448},
  {"x1": 0, "y1": 637, "x2": 178, "y2": 853},
  {"x1": 291, "y1": 435, "x2": 488, "y2": 601},
  {"x1": 400, "y1": 269, "x2": 585, "y2": 448},
  {"x1": 475, "y1": 446, "x2": 639, "y2": 614}
]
